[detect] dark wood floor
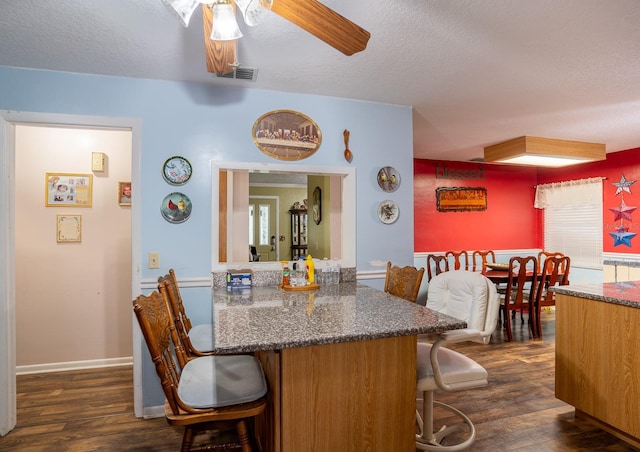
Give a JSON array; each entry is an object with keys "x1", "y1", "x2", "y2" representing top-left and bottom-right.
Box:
[{"x1": 1, "y1": 309, "x2": 637, "y2": 451}]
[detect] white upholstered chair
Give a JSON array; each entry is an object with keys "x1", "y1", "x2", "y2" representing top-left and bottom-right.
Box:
[{"x1": 416, "y1": 270, "x2": 500, "y2": 451}]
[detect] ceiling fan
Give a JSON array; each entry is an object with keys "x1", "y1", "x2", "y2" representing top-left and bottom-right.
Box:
[{"x1": 162, "y1": 0, "x2": 371, "y2": 75}]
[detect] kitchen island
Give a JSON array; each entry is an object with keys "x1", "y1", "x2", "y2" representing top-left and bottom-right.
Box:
[
  {"x1": 210, "y1": 282, "x2": 466, "y2": 452},
  {"x1": 554, "y1": 282, "x2": 640, "y2": 449}
]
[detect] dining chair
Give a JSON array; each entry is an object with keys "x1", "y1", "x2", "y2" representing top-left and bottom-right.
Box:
[
  {"x1": 158, "y1": 269, "x2": 214, "y2": 357},
  {"x1": 501, "y1": 256, "x2": 539, "y2": 342},
  {"x1": 383, "y1": 261, "x2": 425, "y2": 303},
  {"x1": 537, "y1": 250, "x2": 567, "y2": 273},
  {"x1": 445, "y1": 250, "x2": 469, "y2": 270},
  {"x1": 133, "y1": 290, "x2": 267, "y2": 452},
  {"x1": 472, "y1": 250, "x2": 496, "y2": 273},
  {"x1": 426, "y1": 254, "x2": 449, "y2": 282},
  {"x1": 534, "y1": 255, "x2": 570, "y2": 339},
  {"x1": 416, "y1": 270, "x2": 499, "y2": 451}
]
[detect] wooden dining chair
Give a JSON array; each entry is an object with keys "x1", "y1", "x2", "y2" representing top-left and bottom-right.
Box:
[
  {"x1": 158, "y1": 269, "x2": 214, "y2": 357},
  {"x1": 472, "y1": 250, "x2": 496, "y2": 273},
  {"x1": 133, "y1": 290, "x2": 267, "y2": 452},
  {"x1": 501, "y1": 256, "x2": 538, "y2": 342},
  {"x1": 384, "y1": 261, "x2": 425, "y2": 303},
  {"x1": 534, "y1": 255, "x2": 570, "y2": 339},
  {"x1": 426, "y1": 254, "x2": 449, "y2": 282},
  {"x1": 537, "y1": 251, "x2": 567, "y2": 273},
  {"x1": 445, "y1": 250, "x2": 469, "y2": 270}
]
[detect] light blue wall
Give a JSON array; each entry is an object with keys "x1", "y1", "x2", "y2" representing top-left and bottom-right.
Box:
[{"x1": 0, "y1": 66, "x2": 414, "y2": 408}]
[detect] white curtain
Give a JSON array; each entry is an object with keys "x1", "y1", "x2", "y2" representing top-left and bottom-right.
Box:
[{"x1": 534, "y1": 177, "x2": 605, "y2": 209}]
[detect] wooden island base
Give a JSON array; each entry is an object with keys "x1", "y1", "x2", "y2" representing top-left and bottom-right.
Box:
[
  {"x1": 555, "y1": 293, "x2": 640, "y2": 449},
  {"x1": 255, "y1": 335, "x2": 416, "y2": 452},
  {"x1": 574, "y1": 409, "x2": 640, "y2": 449}
]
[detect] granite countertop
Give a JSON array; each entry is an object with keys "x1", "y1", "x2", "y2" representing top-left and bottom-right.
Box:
[
  {"x1": 602, "y1": 259, "x2": 640, "y2": 268},
  {"x1": 553, "y1": 281, "x2": 640, "y2": 308},
  {"x1": 210, "y1": 282, "x2": 466, "y2": 353}
]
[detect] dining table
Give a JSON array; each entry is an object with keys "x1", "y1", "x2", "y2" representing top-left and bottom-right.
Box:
[
  {"x1": 209, "y1": 281, "x2": 467, "y2": 452},
  {"x1": 481, "y1": 262, "x2": 513, "y2": 285}
]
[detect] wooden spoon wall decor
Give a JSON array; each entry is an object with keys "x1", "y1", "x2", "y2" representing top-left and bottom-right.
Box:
[{"x1": 343, "y1": 129, "x2": 353, "y2": 163}]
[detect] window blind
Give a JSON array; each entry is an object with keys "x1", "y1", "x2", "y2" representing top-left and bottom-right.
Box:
[
  {"x1": 544, "y1": 204, "x2": 602, "y2": 268},
  {"x1": 538, "y1": 178, "x2": 603, "y2": 269}
]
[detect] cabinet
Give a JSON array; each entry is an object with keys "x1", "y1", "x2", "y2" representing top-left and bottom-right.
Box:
[
  {"x1": 289, "y1": 208, "x2": 307, "y2": 260},
  {"x1": 555, "y1": 292, "x2": 640, "y2": 447}
]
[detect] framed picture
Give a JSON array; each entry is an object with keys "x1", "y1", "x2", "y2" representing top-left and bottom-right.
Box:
[
  {"x1": 56, "y1": 214, "x2": 82, "y2": 242},
  {"x1": 312, "y1": 186, "x2": 322, "y2": 225},
  {"x1": 436, "y1": 187, "x2": 487, "y2": 212},
  {"x1": 45, "y1": 173, "x2": 92, "y2": 207},
  {"x1": 118, "y1": 181, "x2": 132, "y2": 206},
  {"x1": 252, "y1": 109, "x2": 322, "y2": 161}
]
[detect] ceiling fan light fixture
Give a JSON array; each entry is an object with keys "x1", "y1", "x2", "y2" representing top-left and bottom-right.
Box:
[
  {"x1": 234, "y1": 0, "x2": 268, "y2": 26},
  {"x1": 210, "y1": 1, "x2": 244, "y2": 40},
  {"x1": 162, "y1": 0, "x2": 204, "y2": 27},
  {"x1": 483, "y1": 136, "x2": 606, "y2": 168}
]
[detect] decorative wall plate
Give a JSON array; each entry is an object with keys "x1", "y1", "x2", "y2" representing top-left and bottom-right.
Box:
[
  {"x1": 162, "y1": 156, "x2": 192, "y2": 185},
  {"x1": 160, "y1": 192, "x2": 192, "y2": 223},
  {"x1": 377, "y1": 200, "x2": 399, "y2": 224},
  {"x1": 377, "y1": 166, "x2": 400, "y2": 192}
]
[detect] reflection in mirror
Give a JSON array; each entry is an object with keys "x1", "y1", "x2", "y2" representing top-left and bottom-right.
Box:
[{"x1": 211, "y1": 161, "x2": 356, "y2": 272}]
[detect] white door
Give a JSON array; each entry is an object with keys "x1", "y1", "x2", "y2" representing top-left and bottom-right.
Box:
[{"x1": 249, "y1": 196, "x2": 279, "y2": 262}]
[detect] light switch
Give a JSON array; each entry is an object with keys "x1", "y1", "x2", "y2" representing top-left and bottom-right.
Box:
[
  {"x1": 148, "y1": 252, "x2": 160, "y2": 269},
  {"x1": 92, "y1": 152, "x2": 105, "y2": 172}
]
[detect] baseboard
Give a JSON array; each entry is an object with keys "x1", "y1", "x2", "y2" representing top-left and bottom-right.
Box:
[
  {"x1": 356, "y1": 269, "x2": 386, "y2": 280},
  {"x1": 16, "y1": 357, "x2": 132, "y2": 375},
  {"x1": 575, "y1": 409, "x2": 640, "y2": 449}
]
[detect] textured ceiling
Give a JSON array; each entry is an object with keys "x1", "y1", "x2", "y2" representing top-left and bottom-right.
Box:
[{"x1": 2, "y1": 0, "x2": 640, "y2": 161}]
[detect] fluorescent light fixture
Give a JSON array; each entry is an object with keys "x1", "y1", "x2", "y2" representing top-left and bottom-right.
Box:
[{"x1": 484, "y1": 136, "x2": 606, "y2": 168}]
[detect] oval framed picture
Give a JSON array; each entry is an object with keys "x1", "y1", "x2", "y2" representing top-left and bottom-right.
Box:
[
  {"x1": 377, "y1": 200, "x2": 399, "y2": 224},
  {"x1": 162, "y1": 156, "x2": 192, "y2": 186},
  {"x1": 160, "y1": 192, "x2": 192, "y2": 224},
  {"x1": 252, "y1": 110, "x2": 322, "y2": 161}
]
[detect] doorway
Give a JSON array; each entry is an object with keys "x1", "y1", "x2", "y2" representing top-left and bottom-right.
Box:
[
  {"x1": 0, "y1": 111, "x2": 142, "y2": 435},
  {"x1": 250, "y1": 196, "x2": 279, "y2": 262}
]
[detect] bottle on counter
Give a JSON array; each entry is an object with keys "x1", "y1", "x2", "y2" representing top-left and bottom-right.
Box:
[
  {"x1": 297, "y1": 255, "x2": 306, "y2": 285},
  {"x1": 281, "y1": 261, "x2": 290, "y2": 286},
  {"x1": 332, "y1": 259, "x2": 341, "y2": 284},
  {"x1": 320, "y1": 257, "x2": 329, "y2": 284},
  {"x1": 306, "y1": 254, "x2": 315, "y2": 284},
  {"x1": 291, "y1": 256, "x2": 306, "y2": 286}
]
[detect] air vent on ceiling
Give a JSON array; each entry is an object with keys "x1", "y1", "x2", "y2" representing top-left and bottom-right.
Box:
[
  {"x1": 468, "y1": 158, "x2": 485, "y2": 162},
  {"x1": 216, "y1": 67, "x2": 258, "y2": 81}
]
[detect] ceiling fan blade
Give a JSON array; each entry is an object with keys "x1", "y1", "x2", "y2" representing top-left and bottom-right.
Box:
[
  {"x1": 261, "y1": 0, "x2": 370, "y2": 56},
  {"x1": 202, "y1": 4, "x2": 238, "y2": 75}
]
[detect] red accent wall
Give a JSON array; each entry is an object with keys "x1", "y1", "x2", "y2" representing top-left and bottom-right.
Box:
[
  {"x1": 414, "y1": 148, "x2": 640, "y2": 254},
  {"x1": 414, "y1": 160, "x2": 540, "y2": 251}
]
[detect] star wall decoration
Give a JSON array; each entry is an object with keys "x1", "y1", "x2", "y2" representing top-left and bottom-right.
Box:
[
  {"x1": 609, "y1": 199, "x2": 637, "y2": 221},
  {"x1": 609, "y1": 225, "x2": 637, "y2": 247},
  {"x1": 612, "y1": 174, "x2": 636, "y2": 196}
]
